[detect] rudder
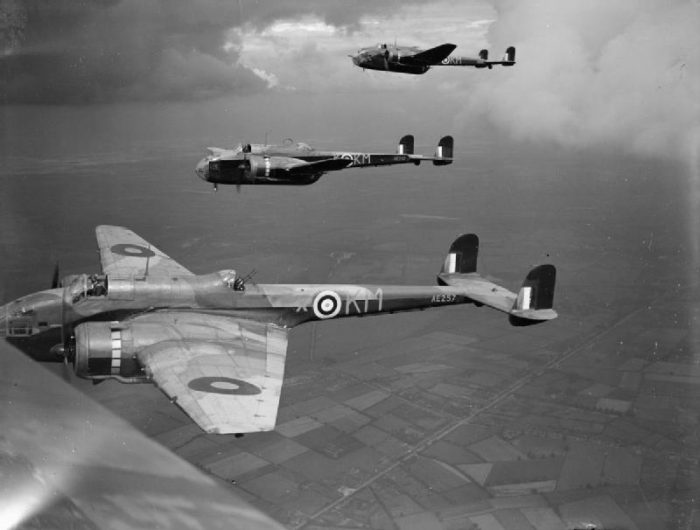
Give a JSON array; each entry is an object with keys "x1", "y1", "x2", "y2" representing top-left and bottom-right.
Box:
[
  {"x1": 433, "y1": 135, "x2": 454, "y2": 166},
  {"x1": 504, "y1": 46, "x2": 516, "y2": 65},
  {"x1": 515, "y1": 264, "x2": 556, "y2": 311},
  {"x1": 398, "y1": 135, "x2": 414, "y2": 155},
  {"x1": 441, "y1": 233, "x2": 478, "y2": 275}
]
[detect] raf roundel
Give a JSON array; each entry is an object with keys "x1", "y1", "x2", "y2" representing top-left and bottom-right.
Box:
[
  {"x1": 110, "y1": 244, "x2": 156, "y2": 258},
  {"x1": 187, "y1": 376, "x2": 262, "y2": 395},
  {"x1": 313, "y1": 290, "x2": 342, "y2": 319}
]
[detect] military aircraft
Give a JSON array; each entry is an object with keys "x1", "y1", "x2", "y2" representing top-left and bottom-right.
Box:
[
  {"x1": 1, "y1": 226, "x2": 556, "y2": 435},
  {"x1": 350, "y1": 43, "x2": 516, "y2": 74},
  {"x1": 195, "y1": 135, "x2": 453, "y2": 189},
  {"x1": 0, "y1": 341, "x2": 284, "y2": 529}
]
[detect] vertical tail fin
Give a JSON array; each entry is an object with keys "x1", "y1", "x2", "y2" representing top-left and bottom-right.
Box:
[
  {"x1": 514, "y1": 264, "x2": 556, "y2": 311},
  {"x1": 503, "y1": 46, "x2": 516, "y2": 65},
  {"x1": 398, "y1": 135, "x2": 414, "y2": 155},
  {"x1": 479, "y1": 49, "x2": 488, "y2": 61},
  {"x1": 440, "y1": 233, "x2": 478, "y2": 276},
  {"x1": 509, "y1": 264, "x2": 557, "y2": 325},
  {"x1": 433, "y1": 135, "x2": 454, "y2": 166}
]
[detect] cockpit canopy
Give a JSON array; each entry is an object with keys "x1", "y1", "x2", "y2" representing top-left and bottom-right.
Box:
[
  {"x1": 295, "y1": 142, "x2": 313, "y2": 152},
  {"x1": 69, "y1": 274, "x2": 108, "y2": 303},
  {"x1": 217, "y1": 269, "x2": 245, "y2": 291}
]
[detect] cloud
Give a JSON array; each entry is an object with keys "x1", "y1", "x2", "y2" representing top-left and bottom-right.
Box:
[
  {"x1": 0, "y1": 0, "x2": 430, "y2": 104},
  {"x1": 232, "y1": 1, "x2": 495, "y2": 93},
  {"x1": 458, "y1": 0, "x2": 700, "y2": 163}
]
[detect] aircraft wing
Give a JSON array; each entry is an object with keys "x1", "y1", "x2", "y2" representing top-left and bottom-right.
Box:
[
  {"x1": 206, "y1": 146, "x2": 227, "y2": 157},
  {"x1": 285, "y1": 157, "x2": 352, "y2": 175},
  {"x1": 0, "y1": 340, "x2": 284, "y2": 529},
  {"x1": 403, "y1": 43, "x2": 457, "y2": 65},
  {"x1": 96, "y1": 224, "x2": 193, "y2": 277},
  {"x1": 133, "y1": 312, "x2": 289, "y2": 434}
]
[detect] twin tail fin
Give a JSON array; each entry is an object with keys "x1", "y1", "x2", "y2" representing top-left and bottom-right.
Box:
[{"x1": 438, "y1": 233, "x2": 557, "y2": 325}]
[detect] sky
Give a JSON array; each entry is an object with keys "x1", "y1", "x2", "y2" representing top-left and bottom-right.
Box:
[
  {"x1": 2, "y1": 0, "x2": 698, "y2": 277},
  {"x1": 1, "y1": 0, "x2": 697, "y2": 163}
]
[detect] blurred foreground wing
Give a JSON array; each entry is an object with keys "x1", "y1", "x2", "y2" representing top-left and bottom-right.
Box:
[
  {"x1": 0, "y1": 340, "x2": 284, "y2": 529},
  {"x1": 136, "y1": 313, "x2": 289, "y2": 434},
  {"x1": 96, "y1": 225, "x2": 193, "y2": 277}
]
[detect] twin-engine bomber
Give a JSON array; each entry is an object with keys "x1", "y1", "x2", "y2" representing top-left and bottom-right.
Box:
[
  {"x1": 351, "y1": 42, "x2": 516, "y2": 74},
  {"x1": 1, "y1": 226, "x2": 556, "y2": 435},
  {"x1": 195, "y1": 135, "x2": 453, "y2": 189}
]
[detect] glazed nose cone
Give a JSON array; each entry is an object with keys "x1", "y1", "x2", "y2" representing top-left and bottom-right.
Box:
[
  {"x1": 195, "y1": 157, "x2": 209, "y2": 181},
  {"x1": 0, "y1": 303, "x2": 7, "y2": 338}
]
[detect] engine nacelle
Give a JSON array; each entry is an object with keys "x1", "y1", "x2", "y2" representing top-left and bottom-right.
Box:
[
  {"x1": 245, "y1": 155, "x2": 285, "y2": 180},
  {"x1": 73, "y1": 322, "x2": 148, "y2": 383}
]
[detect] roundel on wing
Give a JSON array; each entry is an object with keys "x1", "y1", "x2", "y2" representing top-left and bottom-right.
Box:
[
  {"x1": 312, "y1": 290, "x2": 342, "y2": 319},
  {"x1": 188, "y1": 376, "x2": 262, "y2": 395},
  {"x1": 110, "y1": 244, "x2": 156, "y2": 258}
]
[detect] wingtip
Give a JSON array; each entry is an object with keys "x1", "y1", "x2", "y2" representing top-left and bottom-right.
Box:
[{"x1": 96, "y1": 224, "x2": 128, "y2": 233}]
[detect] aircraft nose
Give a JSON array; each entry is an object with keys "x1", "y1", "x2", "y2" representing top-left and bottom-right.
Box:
[
  {"x1": 195, "y1": 157, "x2": 209, "y2": 181},
  {"x1": 0, "y1": 303, "x2": 7, "y2": 338}
]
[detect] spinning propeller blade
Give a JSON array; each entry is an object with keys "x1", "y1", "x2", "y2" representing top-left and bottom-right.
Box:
[{"x1": 51, "y1": 262, "x2": 60, "y2": 289}]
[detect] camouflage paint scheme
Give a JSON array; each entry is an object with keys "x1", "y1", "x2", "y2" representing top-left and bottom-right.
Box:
[
  {"x1": 0, "y1": 227, "x2": 556, "y2": 434},
  {"x1": 195, "y1": 134, "x2": 453, "y2": 187},
  {"x1": 350, "y1": 42, "x2": 516, "y2": 74}
]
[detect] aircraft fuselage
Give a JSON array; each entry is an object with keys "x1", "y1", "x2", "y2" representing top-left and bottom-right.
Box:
[
  {"x1": 196, "y1": 149, "x2": 416, "y2": 186},
  {"x1": 0, "y1": 271, "x2": 477, "y2": 363}
]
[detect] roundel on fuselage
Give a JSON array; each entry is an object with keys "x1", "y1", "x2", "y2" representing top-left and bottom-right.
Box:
[{"x1": 312, "y1": 290, "x2": 342, "y2": 319}]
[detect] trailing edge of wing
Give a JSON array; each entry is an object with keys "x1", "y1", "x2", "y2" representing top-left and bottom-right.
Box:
[
  {"x1": 96, "y1": 225, "x2": 193, "y2": 278},
  {"x1": 404, "y1": 43, "x2": 457, "y2": 65},
  {"x1": 287, "y1": 157, "x2": 353, "y2": 175}
]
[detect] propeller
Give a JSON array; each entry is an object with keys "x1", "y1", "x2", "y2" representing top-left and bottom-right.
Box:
[
  {"x1": 60, "y1": 354, "x2": 73, "y2": 382},
  {"x1": 236, "y1": 156, "x2": 248, "y2": 193},
  {"x1": 51, "y1": 262, "x2": 60, "y2": 289},
  {"x1": 59, "y1": 335, "x2": 76, "y2": 383}
]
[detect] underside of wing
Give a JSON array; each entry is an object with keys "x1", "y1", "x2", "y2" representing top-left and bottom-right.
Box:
[
  {"x1": 96, "y1": 225, "x2": 193, "y2": 278},
  {"x1": 134, "y1": 313, "x2": 289, "y2": 434},
  {"x1": 403, "y1": 43, "x2": 457, "y2": 65}
]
